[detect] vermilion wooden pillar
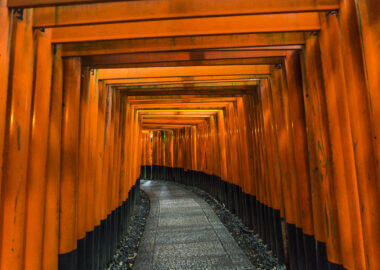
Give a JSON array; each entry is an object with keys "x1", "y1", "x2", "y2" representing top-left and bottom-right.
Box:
[
  {"x1": 208, "y1": 116, "x2": 217, "y2": 177},
  {"x1": 106, "y1": 89, "x2": 116, "y2": 261},
  {"x1": 84, "y1": 69, "x2": 99, "y2": 270},
  {"x1": 255, "y1": 87, "x2": 271, "y2": 247},
  {"x1": 147, "y1": 131, "x2": 153, "y2": 175},
  {"x1": 165, "y1": 130, "x2": 174, "y2": 173},
  {"x1": 223, "y1": 105, "x2": 233, "y2": 185},
  {"x1": 0, "y1": 0, "x2": 11, "y2": 201},
  {"x1": 131, "y1": 109, "x2": 141, "y2": 183},
  {"x1": 112, "y1": 91, "x2": 121, "y2": 255},
  {"x1": 319, "y1": 12, "x2": 364, "y2": 269},
  {"x1": 216, "y1": 111, "x2": 227, "y2": 181},
  {"x1": 260, "y1": 79, "x2": 285, "y2": 261},
  {"x1": 42, "y1": 44, "x2": 63, "y2": 270},
  {"x1": 160, "y1": 130, "x2": 165, "y2": 172},
  {"x1": 109, "y1": 90, "x2": 117, "y2": 238},
  {"x1": 236, "y1": 98, "x2": 250, "y2": 195},
  {"x1": 269, "y1": 67, "x2": 298, "y2": 268},
  {"x1": 95, "y1": 81, "x2": 107, "y2": 269},
  {"x1": 152, "y1": 130, "x2": 158, "y2": 178},
  {"x1": 247, "y1": 93, "x2": 259, "y2": 219},
  {"x1": 354, "y1": 5, "x2": 380, "y2": 220},
  {"x1": 123, "y1": 101, "x2": 131, "y2": 193},
  {"x1": 77, "y1": 67, "x2": 91, "y2": 269},
  {"x1": 0, "y1": 9, "x2": 35, "y2": 270},
  {"x1": 106, "y1": 89, "x2": 115, "y2": 226},
  {"x1": 229, "y1": 104, "x2": 240, "y2": 188},
  {"x1": 100, "y1": 86, "x2": 112, "y2": 259},
  {"x1": 173, "y1": 129, "x2": 179, "y2": 172},
  {"x1": 301, "y1": 33, "x2": 332, "y2": 269},
  {"x1": 59, "y1": 57, "x2": 81, "y2": 269},
  {"x1": 190, "y1": 126, "x2": 197, "y2": 170},
  {"x1": 284, "y1": 51, "x2": 315, "y2": 269},
  {"x1": 278, "y1": 63, "x2": 306, "y2": 269},
  {"x1": 24, "y1": 28, "x2": 53, "y2": 270},
  {"x1": 341, "y1": 1, "x2": 380, "y2": 268}
]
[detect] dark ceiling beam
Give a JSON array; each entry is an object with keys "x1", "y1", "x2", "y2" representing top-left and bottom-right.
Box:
[
  {"x1": 118, "y1": 87, "x2": 258, "y2": 96},
  {"x1": 103, "y1": 75, "x2": 263, "y2": 86},
  {"x1": 117, "y1": 81, "x2": 258, "y2": 91},
  {"x1": 82, "y1": 49, "x2": 291, "y2": 68},
  {"x1": 89, "y1": 58, "x2": 283, "y2": 69},
  {"x1": 61, "y1": 33, "x2": 306, "y2": 56},
  {"x1": 128, "y1": 97, "x2": 238, "y2": 104}
]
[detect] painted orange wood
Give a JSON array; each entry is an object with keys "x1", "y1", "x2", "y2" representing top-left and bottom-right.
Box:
[
  {"x1": 61, "y1": 33, "x2": 305, "y2": 57},
  {"x1": 51, "y1": 13, "x2": 320, "y2": 43},
  {"x1": 42, "y1": 44, "x2": 63, "y2": 270},
  {"x1": 59, "y1": 57, "x2": 81, "y2": 255},
  {"x1": 319, "y1": 12, "x2": 363, "y2": 268},
  {"x1": 0, "y1": 0, "x2": 11, "y2": 205},
  {"x1": 77, "y1": 67, "x2": 91, "y2": 245},
  {"x1": 33, "y1": 0, "x2": 338, "y2": 27},
  {"x1": 24, "y1": 29, "x2": 53, "y2": 270},
  {"x1": 0, "y1": 10, "x2": 35, "y2": 270},
  {"x1": 0, "y1": 1, "x2": 378, "y2": 269},
  {"x1": 352, "y1": 1, "x2": 380, "y2": 268}
]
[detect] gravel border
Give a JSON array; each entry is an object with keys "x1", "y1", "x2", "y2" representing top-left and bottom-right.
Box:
[
  {"x1": 107, "y1": 190, "x2": 150, "y2": 270},
  {"x1": 179, "y1": 183, "x2": 286, "y2": 270},
  {"x1": 108, "y1": 182, "x2": 285, "y2": 270}
]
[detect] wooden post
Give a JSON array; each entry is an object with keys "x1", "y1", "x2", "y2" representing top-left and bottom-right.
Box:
[
  {"x1": 77, "y1": 67, "x2": 90, "y2": 269},
  {"x1": 42, "y1": 44, "x2": 63, "y2": 270},
  {"x1": 284, "y1": 51, "x2": 315, "y2": 269},
  {"x1": 319, "y1": 12, "x2": 364, "y2": 269},
  {"x1": 0, "y1": 9, "x2": 35, "y2": 270},
  {"x1": 59, "y1": 57, "x2": 81, "y2": 270},
  {"x1": 0, "y1": 0, "x2": 12, "y2": 206},
  {"x1": 24, "y1": 28, "x2": 53, "y2": 270},
  {"x1": 84, "y1": 69, "x2": 99, "y2": 269},
  {"x1": 341, "y1": 1, "x2": 380, "y2": 268}
]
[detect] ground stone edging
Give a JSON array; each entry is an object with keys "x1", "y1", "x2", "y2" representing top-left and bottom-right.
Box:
[
  {"x1": 108, "y1": 190, "x2": 150, "y2": 270},
  {"x1": 178, "y1": 182, "x2": 286, "y2": 270}
]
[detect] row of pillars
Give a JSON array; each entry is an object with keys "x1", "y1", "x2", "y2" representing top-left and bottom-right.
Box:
[
  {"x1": 0, "y1": 9, "x2": 142, "y2": 270},
  {"x1": 140, "y1": 11, "x2": 379, "y2": 270}
]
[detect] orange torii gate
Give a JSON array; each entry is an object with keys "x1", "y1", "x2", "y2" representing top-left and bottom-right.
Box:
[{"x1": 0, "y1": 0, "x2": 379, "y2": 270}]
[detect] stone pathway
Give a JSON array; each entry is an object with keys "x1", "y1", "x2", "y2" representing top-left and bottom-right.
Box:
[{"x1": 134, "y1": 180, "x2": 254, "y2": 270}]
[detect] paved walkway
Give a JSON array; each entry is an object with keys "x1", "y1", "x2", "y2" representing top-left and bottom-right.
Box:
[{"x1": 134, "y1": 180, "x2": 254, "y2": 270}]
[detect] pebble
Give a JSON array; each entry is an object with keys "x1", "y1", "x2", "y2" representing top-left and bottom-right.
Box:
[
  {"x1": 182, "y1": 184, "x2": 286, "y2": 270},
  {"x1": 107, "y1": 190, "x2": 150, "y2": 270}
]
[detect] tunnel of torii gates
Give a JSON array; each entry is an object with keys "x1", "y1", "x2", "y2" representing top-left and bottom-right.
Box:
[{"x1": 0, "y1": 0, "x2": 379, "y2": 270}]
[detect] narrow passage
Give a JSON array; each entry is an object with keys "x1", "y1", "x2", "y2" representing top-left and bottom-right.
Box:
[{"x1": 134, "y1": 180, "x2": 254, "y2": 270}]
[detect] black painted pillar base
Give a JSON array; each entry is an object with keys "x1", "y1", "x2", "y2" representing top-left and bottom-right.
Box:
[
  {"x1": 286, "y1": 223, "x2": 299, "y2": 270},
  {"x1": 273, "y1": 209, "x2": 285, "y2": 263},
  {"x1": 93, "y1": 224, "x2": 101, "y2": 270},
  {"x1": 77, "y1": 237, "x2": 86, "y2": 270},
  {"x1": 84, "y1": 230, "x2": 94, "y2": 270},
  {"x1": 59, "y1": 249, "x2": 78, "y2": 270}
]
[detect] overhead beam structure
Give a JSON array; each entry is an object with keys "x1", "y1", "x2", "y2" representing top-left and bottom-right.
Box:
[
  {"x1": 61, "y1": 33, "x2": 306, "y2": 56},
  {"x1": 103, "y1": 75, "x2": 261, "y2": 86},
  {"x1": 32, "y1": 0, "x2": 338, "y2": 26},
  {"x1": 51, "y1": 13, "x2": 320, "y2": 43},
  {"x1": 81, "y1": 50, "x2": 294, "y2": 68},
  {"x1": 7, "y1": 0, "x2": 118, "y2": 7},
  {"x1": 97, "y1": 65, "x2": 271, "y2": 80},
  {"x1": 1, "y1": 1, "x2": 379, "y2": 270}
]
